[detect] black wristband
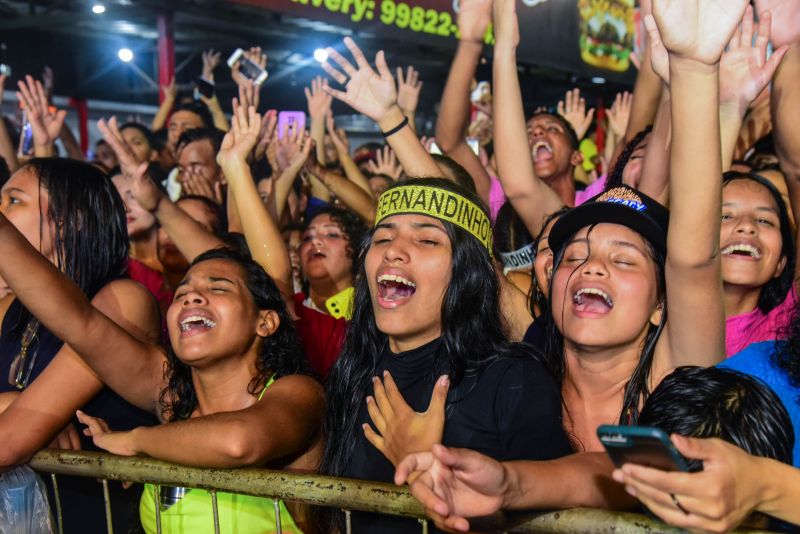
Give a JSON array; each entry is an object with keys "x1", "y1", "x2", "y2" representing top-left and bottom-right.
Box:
[{"x1": 380, "y1": 116, "x2": 409, "y2": 138}]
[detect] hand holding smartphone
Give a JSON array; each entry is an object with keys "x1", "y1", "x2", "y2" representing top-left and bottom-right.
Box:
[
  {"x1": 598, "y1": 425, "x2": 689, "y2": 472},
  {"x1": 227, "y1": 49, "x2": 268, "y2": 86}
]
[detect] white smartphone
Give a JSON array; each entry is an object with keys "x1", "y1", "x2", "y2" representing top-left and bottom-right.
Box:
[{"x1": 227, "y1": 48, "x2": 269, "y2": 86}]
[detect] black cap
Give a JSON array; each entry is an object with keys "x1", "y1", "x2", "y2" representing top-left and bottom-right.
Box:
[{"x1": 549, "y1": 185, "x2": 670, "y2": 257}]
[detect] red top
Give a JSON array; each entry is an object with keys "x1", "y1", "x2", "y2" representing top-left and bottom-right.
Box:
[
  {"x1": 127, "y1": 258, "x2": 173, "y2": 315},
  {"x1": 293, "y1": 293, "x2": 346, "y2": 380}
]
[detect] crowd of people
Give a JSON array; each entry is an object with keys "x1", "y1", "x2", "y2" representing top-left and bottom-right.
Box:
[{"x1": 0, "y1": 0, "x2": 799, "y2": 532}]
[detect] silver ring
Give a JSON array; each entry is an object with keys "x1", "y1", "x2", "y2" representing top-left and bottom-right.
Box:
[{"x1": 671, "y1": 493, "x2": 690, "y2": 515}]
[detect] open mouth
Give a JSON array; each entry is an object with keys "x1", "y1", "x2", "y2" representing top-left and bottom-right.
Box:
[
  {"x1": 179, "y1": 314, "x2": 217, "y2": 336},
  {"x1": 532, "y1": 141, "x2": 553, "y2": 162},
  {"x1": 377, "y1": 274, "x2": 416, "y2": 305},
  {"x1": 573, "y1": 287, "x2": 613, "y2": 314},
  {"x1": 722, "y1": 243, "x2": 761, "y2": 259}
]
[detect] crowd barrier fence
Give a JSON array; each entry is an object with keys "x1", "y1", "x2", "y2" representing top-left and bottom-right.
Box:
[{"x1": 29, "y1": 449, "x2": 772, "y2": 534}]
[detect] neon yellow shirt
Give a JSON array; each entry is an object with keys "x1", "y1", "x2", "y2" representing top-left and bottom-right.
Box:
[{"x1": 139, "y1": 378, "x2": 303, "y2": 533}]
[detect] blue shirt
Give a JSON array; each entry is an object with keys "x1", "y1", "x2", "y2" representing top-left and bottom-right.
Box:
[{"x1": 720, "y1": 341, "x2": 800, "y2": 466}]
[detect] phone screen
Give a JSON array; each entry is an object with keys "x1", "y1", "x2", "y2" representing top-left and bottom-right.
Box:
[
  {"x1": 598, "y1": 425, "x2": 689, "y2": 472},
  {"x1": 277, "y1": 111, "x2": 306, "y2": 139},
  {"x1": 194, "y1": 77, "x2": 214, "y2": 99}
]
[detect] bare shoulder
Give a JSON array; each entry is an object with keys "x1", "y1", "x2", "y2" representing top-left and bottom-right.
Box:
[
  {"x1": 92, "y1": 278, "x2": 161, "y2": 343},
  {"x1": 267, "y1": 374, "x2": 325, "y2": 401}
]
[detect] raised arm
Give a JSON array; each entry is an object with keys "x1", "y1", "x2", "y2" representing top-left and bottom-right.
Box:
[
  {"x1": 306, "y1": 76, "x2": 333, "y2": 165},
  {"x1": 16, "y1": 75, "x2": 66, "y2": 158},
  {"x1": 0, "y1": 279, "x2": 161, "y2": 470},
  {"x1": 0, "y1": 215, "x2": 166, "y2": 416},
  {"x1": 762, "y1": 0, "x2": 800, "y2": 277},
  {"x1": 649, "y1": 0, "x2": 747, "y2": 371},
  {"x1": 718, "y1": 8, "x2": 787, "y2": 171},
  {"x1": 306, "y1": 155, "x2": 377, "y2": 224},
  {"x1": 322, "y1": 38, "x2": 442, "y2": 178},
  {"x1": 218, "y1": 104, "x2": 295, "y2": 301},
  {"x1": 0, "y1": 75, "x2": 19, "y2": 172},
  {"x1": 491, "y1": 0, "x2": 564, "y2": 237},
  {"x1": 326, "y1": 113, "x2": 373, "y2": 196},
  {"x1": 151, "y1": 78, "x2": 176, "y2": 131},
  {"x1": 99, "y1": 117, "x2": 225, "y2": 261},
  {"x1": 624, "y1": 0, "x2": 663, "y2": 142},
  {"x1": 396, "y1": 66, "x2": 422, "y2": 133},
  {"x1": 79, "y1": 374, "x2": 324, "y2": 468},
  {"x1": 435, "y1": 0, "x2": 494, "y2": 202}
]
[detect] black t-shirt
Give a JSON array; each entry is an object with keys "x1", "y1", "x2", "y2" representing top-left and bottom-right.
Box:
[{"x1": 345, "y1": 338, "x2": 572, "y2": 533}]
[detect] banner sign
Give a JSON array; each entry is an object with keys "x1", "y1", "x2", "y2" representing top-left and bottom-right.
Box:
[{"x1": 230, "y1": 0, "x2": 635, "y2": 78}]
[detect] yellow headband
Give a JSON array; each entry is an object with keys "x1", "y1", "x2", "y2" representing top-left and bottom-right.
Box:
[{"x1": 376, "y1": 185, "x2": 494, "y2": 256}]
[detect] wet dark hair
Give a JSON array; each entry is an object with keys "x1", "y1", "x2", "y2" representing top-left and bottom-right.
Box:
[
  {"x1": 170, "y1": 101, "x2": 214, "y2": 130},
  {"x1": 9, "y1": 159, "x2": 128, "y2": 336},
  {"x1": 176, "y1": 127, "x2": 225, "y2": 156},
  {"x1": 303, "y1": 206, "x2": 368, "y2": 277},
  {"x1": 493, "y1": 201, "x2": 532, "y2": 255},
  {"x1": 544, "y1": 223, "x2": 667, "y2": 432},
  {"x1": 639, "y1": 366, "x2": 794, "y2": 470},
  {"x1": 529, "y1": 206, "x2": 571, "y2": 318},
  {"x1": 119, "y1": 122, "x2": 155, "y2": 148},
  {"x1": 321, "y1": 178, "x2": 532, "y2": 529},
  {"x1": 430, "y1": 154, "x2": 477, "y2": 194},
  {"x1": 606, "y1": 126, "x2": 652, "y2": 190},
  {"x1": 528, "y1": 111, "x2": 580, "y2": 150},
  {"x1": 176, "y1": 194, "x2": 226, "y2": 234},
  {"x1": 160, "y1": 247, "x2": 309, "y2": 421},
  {"x1": 722, "y1": 171, "x2": 795, "y2": 314}
]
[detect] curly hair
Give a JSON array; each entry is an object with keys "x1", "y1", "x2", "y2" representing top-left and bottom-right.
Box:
[{"x1": 159, "y1": 248, "x2": 310, "y2": 421}]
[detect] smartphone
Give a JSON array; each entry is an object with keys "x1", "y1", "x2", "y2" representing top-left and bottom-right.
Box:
[
  {"x1": 277, "y1": 111, "x2": 306, "y2": 139},
  {"x1": 227, "y1": 48, "x2": 268, "y2": 86},
  {"x1": 19, "y1": 114, "x2": 33, "y2": 156},
  {"x1": 597, "y1": 425, "x2": 689, "y2": 472},
  {"x1": 193, "y1": 77, "x2": 215, "y2": 100}
]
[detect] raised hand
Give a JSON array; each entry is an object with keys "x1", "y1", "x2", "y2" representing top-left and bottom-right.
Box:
[
  {"x1": 97, "y1": 116, "x2": 143, "y2": 177},
  {"x1": 305, "y1": 76, "x2": 333, "y2": 121},
  {"x1": 274, "y1": 122, "x2": 310, "y2": 174},
  {"x1": 201, "y1": 49, "x2": 221, "y2": 81},
  {"x1": 557, "y1": 88, "x2": 595, "y2": 141},
  {"x1": 76, "y1": 410, "x2": 138, "y2": 456},
  {"x1": 607, "y1": 91, "x2": 633, "y2": 138},
  {"x1": 650, "y1": 0, "x2": 748, "y2": 65},
  {"x1": 754, "y1": 0, "x2": 800, "y2": 48},
  {"x1": 161, "y1": 77, "x2": 177, "y2": 102},
  {"x1": 719, "y1": 7, "x2": 789, "y2": 114},
  {"x1": 321, "y1": 37, "x2": 398, "y2": 124},
  {"x1": 458, "y1": 0, "x2": 493, "y2": 43},
  {"x1": 396, "y1": 66, "x2": 422, "y2": 115},
  {"x1": 395, "y1": 444, "x2": 507, "y2": 532},
  {"x1": 363, "y1": 372, "x2": 449, "y2": 466},
  {"x1": 325, "y1": 112, "x2": 350, "y2": 154},
  {"x1": 218, "y1": 101, "x2": 262, "y2": 168},
  {"x1": 231, "y1": 47, "x2": 267, "y2": 88},
  {"x1": 493, "y1": 0, "x2": 520, "y2": 50},
  {"x1": 238, "y1": 80, "x2": 260, "y2": 114},
  {"x1": 16, "y1": 75, "x2": 66, "y2": 151},
  {"x1": 366, "y1": 145, "x2": 403, "y2": 179},
  {"x1": 253, "y1": 109, "x2": 277, "y2": 162}
]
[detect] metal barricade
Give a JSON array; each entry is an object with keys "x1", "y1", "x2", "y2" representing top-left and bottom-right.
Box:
[{"x1": 29, "y1": 449, "x2": 773, "y2": 534}]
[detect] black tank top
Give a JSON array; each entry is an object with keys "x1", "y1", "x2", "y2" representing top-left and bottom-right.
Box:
[{"x1": 0, "y1": 298, "x2": 158, "y2": 533}]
